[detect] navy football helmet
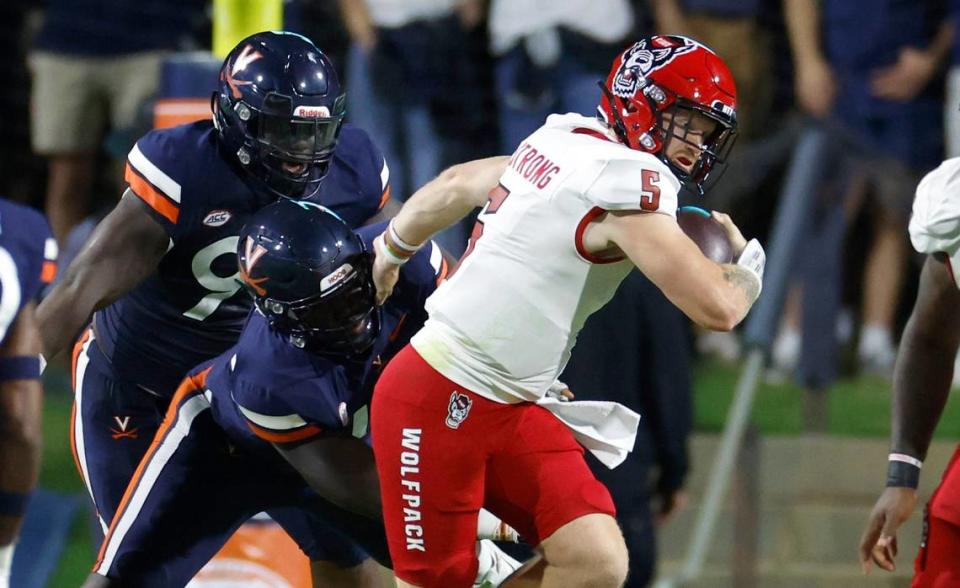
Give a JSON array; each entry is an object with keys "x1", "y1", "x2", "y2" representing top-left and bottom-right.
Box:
[
  {"x1": 237, "y1": 199, "x2": 379, "y2": 356},
  {"x1": 213, "y1": 31, "x2": 346, "y2": 200}
]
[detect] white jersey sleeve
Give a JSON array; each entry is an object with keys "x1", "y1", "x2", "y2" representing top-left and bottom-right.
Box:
[
  {"x1": 909, "y1": 158, "x2": 960, "y2": 289},
  {"x1": 583, "y1": 156, "x2": 680, "y2": 216}
]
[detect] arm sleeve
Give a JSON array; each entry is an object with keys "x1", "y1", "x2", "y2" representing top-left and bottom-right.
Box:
[
  {"x1": 352, "y1": 128, "x2": 393, "y2": 218},
  {"x1": 16, "y1": 208, "x2": 57, "y2": 303},
  {"x1": 39, "y1": 234, "x2": 58, "y2": 291},
  {"x1": 233, "y1": 371, "x2": 349, "y2": 444},
  {"x1": 27, "y1": 211, "x2": 57, "y2": 298},
  {"x1": 583, "y1": 157, "x2": 680, "y2": 217},
  {"x1": 909, "y1": 157, "x2": 960, "y2": 289},
  {"x1": 124, "y1": 130, "x2": 186, "y2": 241}
]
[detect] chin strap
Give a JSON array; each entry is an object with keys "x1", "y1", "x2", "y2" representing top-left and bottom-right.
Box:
[{"x1": 597, "y1": 82, "x2": 632, "y2": 147}]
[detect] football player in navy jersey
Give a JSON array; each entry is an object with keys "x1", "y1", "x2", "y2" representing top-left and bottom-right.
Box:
[
  {"x1": 36, "y1": 31, "x2": 400, "y2": 585},
  {"x1": 81, "y1": 201, "x2": 518, "y2": 588},
  {"x1": 0, "y1": 199, "x2": 57, "y2": 586}
]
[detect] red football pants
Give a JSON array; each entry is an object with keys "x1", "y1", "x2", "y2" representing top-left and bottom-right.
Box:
[{"x1": 371, "y1": 345, "x2": 615, "y2": 587}]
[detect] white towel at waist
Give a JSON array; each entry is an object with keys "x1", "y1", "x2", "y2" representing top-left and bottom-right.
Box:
[{"x1": 535, "y1": 397, "x2": 640, "y2": 469}]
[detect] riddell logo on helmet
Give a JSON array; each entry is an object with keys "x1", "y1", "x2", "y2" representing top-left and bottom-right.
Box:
[
  {"x1": 320, "y1": 263, "x2": 354, "y2": 293},
  {"x1": 294, "y1": 106, "x2": 330, "y2": 118},
  {"x1": 612, "y1": 38, "x2": 697, "y2": 99}
]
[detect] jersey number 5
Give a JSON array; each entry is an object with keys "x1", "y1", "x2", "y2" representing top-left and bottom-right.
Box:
[{"x1": 640, "y1": 169, "x2": 661, "y2": 211}]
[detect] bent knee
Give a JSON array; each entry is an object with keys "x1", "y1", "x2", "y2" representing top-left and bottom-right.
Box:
[
  {"x1": 584, "y1": 545, "x2": 629, "y2": 587},
  {"x1": 547, "y1": 549, "x2": 628, "y2": 588},
  {"x1": 542, "y1": 514, "x2": 629, "y2": 587}
]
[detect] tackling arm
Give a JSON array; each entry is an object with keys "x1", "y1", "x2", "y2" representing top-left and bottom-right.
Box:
[
  {"x1": 36, "y1": 191, "x2": 169, "y2": 360},
  {"x1": 889, "y1": 254, "x2": 960, "y2": 462},
  {"x1": 592, "y1": 211, "x2": 760, "y2": 331},
  {"x1": 273, "y1": 435, "x2": 382, "y2": 520}
]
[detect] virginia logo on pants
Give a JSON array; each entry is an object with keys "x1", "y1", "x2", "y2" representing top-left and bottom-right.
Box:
[
  {"x1": 445, "y1": 392, "x2": 472, "y2": 429},
  {"x1": 110, "y1": 415, "x2": 139, "y2": 440}
]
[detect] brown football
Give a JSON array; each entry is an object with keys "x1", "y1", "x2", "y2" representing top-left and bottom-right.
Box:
[{"x1": 677, "y1": 206, "x2": 735, "y2": 264}]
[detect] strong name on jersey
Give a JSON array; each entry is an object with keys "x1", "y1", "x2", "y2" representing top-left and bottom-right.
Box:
[
  {"x1": 910, "y1": 157, "x2": 960, "y2": 291},
  {"x1": 0, "y1": 199, "x2": 57, "y2": 344},
  {"x1": 204, "y1": 230, "x2": 444, "y2": 453},
  {"x1": 95, "y1": 120, "x2": 390, "y2": 397},
  {"x1": 412, "y1": 113, "x2": 680, "y2": 403}
]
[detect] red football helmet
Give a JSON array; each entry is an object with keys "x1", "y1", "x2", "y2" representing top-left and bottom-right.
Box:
[{"x1": 598, "y1": 35, "x2": 738, "y2": 193}]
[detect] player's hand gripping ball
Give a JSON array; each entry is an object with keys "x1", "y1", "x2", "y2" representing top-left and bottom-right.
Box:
[{"x1": 677, "y1": 206, "x2": 736, "y2": 263}]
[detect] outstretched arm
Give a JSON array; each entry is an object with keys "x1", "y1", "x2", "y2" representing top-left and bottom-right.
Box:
[
  {"x1": 859, "y1": 254, "x2": 960, "y2": 573},
  {"x1": 36, "y1": 191, "x2": 168, "y2": 360},
  {"x1": 371, "y1": 156, "x2": 509, "y2": 303},
  {"x1": 388, "y1": 157, "x2": 509, "y2": 246}
]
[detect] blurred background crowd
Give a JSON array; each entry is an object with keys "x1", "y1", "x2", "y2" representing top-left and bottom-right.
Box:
[{"x1": 4, "y1": 0, "x2": 960, "y2": 586}]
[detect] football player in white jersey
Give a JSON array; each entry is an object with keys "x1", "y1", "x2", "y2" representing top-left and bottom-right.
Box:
[
  {"x1": 368, "y1": 36, "x2": 765, "y2": 588},
  {"x1": 858, "y1": 158, "x2": 960, "y2": 585}
]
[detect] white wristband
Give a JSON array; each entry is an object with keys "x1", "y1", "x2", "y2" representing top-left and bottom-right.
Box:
[
  {"x1": 388, "y1": 220, "x2": 421, "y2": 254},
  {"x1": 375, "y1": 234, "x2": 409, "y2": 266},
  {"x1": 39, "y1": 353, "x2": 47, "y2": 375},
  {"x1": 889, "y1": 453, "x2": 923, "y2": 469}
]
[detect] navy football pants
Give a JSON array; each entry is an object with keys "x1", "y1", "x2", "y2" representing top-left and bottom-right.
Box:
[{"x1": 70, "y1": 328, "x2": 369, "y2": 578}]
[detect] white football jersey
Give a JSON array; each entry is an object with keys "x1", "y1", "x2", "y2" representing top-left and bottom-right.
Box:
[
  {"x1": 910, "y1": 157, "x2": 960, "y2": 290},
  {"x1": 411, "y1": 113, "x2": 680, "y2": 403}
]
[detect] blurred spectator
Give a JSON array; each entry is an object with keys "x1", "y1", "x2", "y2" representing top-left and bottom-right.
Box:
[
  {"x1": 338, "y1": 0, "x2": 482, "y2": 199},
  {"x1": 672, "y1": 0, "x2": 772, "y2": 142},
  {"x1": 339, "y1": 0, "x2": 483, "y2": 254},
  {"x1": 563, "y1": 272, "x2": 693, "y2": 588},
  {"x1": 29, "y1": 0, "x2": 206, "y2": 245},
  {"x1": 943, "y1": 2, "x2": 960, "y2": 157},
  {"x1": 774, "y1": 0, "x2": 949, "y2": 380},
  {"x1": 487, "y1": 0, "x2": 636, "y2": 152},
  {"x1": 660, "y1": 0, "x2": 777, "y2": 363}
]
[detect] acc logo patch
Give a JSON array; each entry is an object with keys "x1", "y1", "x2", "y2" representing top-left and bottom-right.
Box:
[
  {"x1": 445, "y1": 392, "x2": 472, "y2": 430},
  {"x1": 203, "y1": 210, "x2": 232, "y2": 227}
]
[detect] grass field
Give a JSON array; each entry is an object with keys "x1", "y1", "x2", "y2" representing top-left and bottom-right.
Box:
[
  {"x1": 693, "y1": 358, "x2": 960, "y2": 437},
  {"x1": 36, "y1": 359, "x2": 960, "y2": 585}
]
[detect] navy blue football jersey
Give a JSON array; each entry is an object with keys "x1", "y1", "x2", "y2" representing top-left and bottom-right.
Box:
[
  {"x1": 204, "y1": 230, "x2": 445, "y2": 455},
  {"x1": 0, "y1": 199, "x2": 57, "y2": 345},
  {"x1": 95, "y1": 120, "x2": 390, "y2": 397}
]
